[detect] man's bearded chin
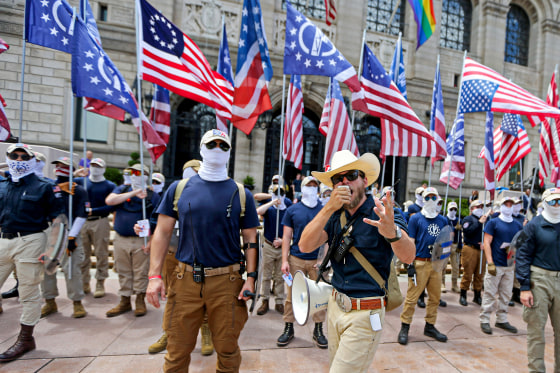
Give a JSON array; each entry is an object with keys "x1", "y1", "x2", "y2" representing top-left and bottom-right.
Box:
[{"x1": 345, "y1": 186, "x2": 365, "y2": 210}]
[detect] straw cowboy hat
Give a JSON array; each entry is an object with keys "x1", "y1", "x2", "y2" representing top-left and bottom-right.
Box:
[{"x1": 312, "y1": 150, "x2": 380, "y2": 188}]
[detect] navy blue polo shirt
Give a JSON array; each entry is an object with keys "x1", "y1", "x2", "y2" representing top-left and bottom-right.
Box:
[
  {"x1": 262, "y1": 199, "x2": 292, "y2": 242},
  {"x1": 408, "y1": 213, "x2": 450, "y2": 258},
  {"x1": 76, "y1": 177, "x2": 116, "y2": 217},
  {"x1": 157, "y1": 175, "x2": 260, "y2": 267},
  {"x1": 484, "y1": 217, "x2": 522, "y2": 267},
  {"x1": 55, "y1": 178, "x2": 89, "y2": 220},
  {"x1": 282, "y1": 201, "x2": 323, "y2": 260},
  {"x1": 324, "y1": 196, "x2": 409, "y2": 298},
  {"x1": 112, "y1": 185, "x2": 156, "y2": 237}
]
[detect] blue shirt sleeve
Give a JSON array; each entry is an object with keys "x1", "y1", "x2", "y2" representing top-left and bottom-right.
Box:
[
  {"x1": 241, "y1": 188, "x2": 259, "y2": 229},
  {"x1": 408, "y1": 213, "x2": 419, "y2": 240},
  {"x1": 156, "y1": 181, "x2": 179, "y2": 220},
  {"x1": 281, "y1": 205, "x2": 294, "y2": 228}
]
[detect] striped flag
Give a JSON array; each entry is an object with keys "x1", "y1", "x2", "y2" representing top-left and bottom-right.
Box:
[
  {"x1": 323, "y1": 78, "x2": 359, "y2": 167},
  {"x1": 439, "y1": 114, "x2": 465, "y2": 189},
  {"x1": 494, "y1": 114, "x2": 531, "y2": 181},
  {"x1": 551, "y1": 167, "x2": 560, "y2": 187},
  {"x1": 0, "y1": 37, "x2": 9, "y2": 54},
  {"x1": 146, "y1": 84, "x2": 170, "y2": 161},
  {"x1": 539, "y1": 71, "x2": 559, "y2": 185},
  {"x1": 482, "y1": 112, "x2": 496, "y2": 199},
  {"x1": 232, "y1": 0, "x2": 272, "y2": 135},
  {"x1": 283, "y1": 75, "x2": 304, "y2": 170},
  {"x1": 0, "y1": 93, "x2": 11, "y2": 141},
  {"x1": 132, "y1": 109, "x2": 167, "y2": 163},
  {"x1": 318, "y1": 83, "x2": 330, "y2": 136},
  {"x1": 459, "y1": 57, "x2": 560, "y2": 126},
  {"x1": 216, "y1": 22, "x2": 234, "y2": 134},
  {"x1": 430, "y1": 63, "x2": 447, "y2": 165},
  {"x1": 325, "y1": 0, "x2": 337, "y2": 26},
  {"x1": 138, "y1": 0, "x2": 233, "y2": 121}
]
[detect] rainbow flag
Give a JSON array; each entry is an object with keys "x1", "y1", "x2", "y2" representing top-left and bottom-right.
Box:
[{"x1": 408, "y1": 0, "x2": 436, "y2": 49}]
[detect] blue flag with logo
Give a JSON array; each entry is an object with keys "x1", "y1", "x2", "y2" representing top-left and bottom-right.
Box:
[
  {"x1": 389, "y1": 36, "x2": 407, "y2": 99},
  {"x1": 71, "y1": 16, "x2": 137, "y2": 117},
  {"x1": 80, "y1": 0, "x2": 102, "y2": 46},
  {"x1": 25, "y1": 0, "x2": 76, "y2": 53},
  {"x1": 217, "y1": 22, "x2": 234, "y2": 86}
]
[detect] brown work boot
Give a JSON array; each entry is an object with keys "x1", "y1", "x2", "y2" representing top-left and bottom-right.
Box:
[
  {"x1": 106, "y1": 296, "x2": 131, "y2": 317},
  {"x1": 83, "y1": 282, "x2": 91, "y2": 295},
  {"x1": 257, "y1": 299, "x2": 269, "y2": 315},
  {"x1": 0, "y1": 324, "x2": 36, "y2": 362},
  {"x1": 200, "y1": 322, "x2": 214, "y2": 356},
  {"x1": 41, "y1": 298, "x2": 58, "y2": 318},
  {"x1": 148, "y1": 333, "x2": 167, "y2": 354},
  {"x1": 275, "y1": 303, "x2": 284, "y2": 314},
  {"x1": 135, "y1": 293, "x2": 147, "y2": 317},
  {"x1": 72, "y1": 301, "x2": 87, "y2": 318},
  {"x1": 93, "y1": 280, "x2": 105, "y2": 298}
]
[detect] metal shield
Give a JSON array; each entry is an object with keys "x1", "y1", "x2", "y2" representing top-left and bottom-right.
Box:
[
  {"x1": 431, "y1": 225, "x2": 454, "y2": 273},
  {"x1": 507, "y1": 229, "x2": 528, "y2": 267},
  {"x1": 39, "y1": 214, "x2": 69, "y2": 275}
]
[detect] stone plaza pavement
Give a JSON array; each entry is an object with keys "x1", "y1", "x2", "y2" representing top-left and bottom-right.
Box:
[{"x1": 0, "y1": 273, "x2": 556, "y2": 373}]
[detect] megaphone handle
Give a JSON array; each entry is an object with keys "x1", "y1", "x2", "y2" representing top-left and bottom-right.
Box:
[{"x1": 243, "y1": 290, "x2": 255, "y2": 298}]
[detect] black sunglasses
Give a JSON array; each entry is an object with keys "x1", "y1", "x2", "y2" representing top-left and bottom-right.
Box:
[
  {"x1": 7, "y1": 152, "x2": 32, "y2": 161},
  {"x1": 331, "y1": 170, "x2": 364, "y2": 185},
  {"x1": 205, "y1": 140, "x2": 230, "y2": 152},
  {"x1": 547, "y1": 199, "x2": 560, "y2": 206}
]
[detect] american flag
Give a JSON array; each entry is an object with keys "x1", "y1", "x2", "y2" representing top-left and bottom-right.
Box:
[
  {"x1": 283, "y1": 2, "x2": 360, "y2": 92},
  {"x1": 0, "y1": 37, "x2": 9, "y2": 54},
  {"x1": 482, "y1": 112, "x2": 496, "y2": 199},
  {"x1": 132, "y1": 109, "x2": 167, "y2": 163},
  {"x1": 318, "y1": 84, "x2": 330, "y2": 136},
  {"x1": 439, "y1": 114, "x2": 465, "y2": 189},
  {"x1": 147, "y1": 84, "x2": 170, "y2": 161},
  {"x1": 0, "y1": 93, "x2": 11, "y2": 141},
  {"x1": 459, "y1": 57, "x2": 560, "y2": 126},
  {"x1": 430, "y1": 63, "x2": 447, "y2": 165},
  {"x1": 283, "y1": 75, "x2": 304, "y2": 170},
  {"x1": 322, "y1": 78, "x2": 359, "y2": 166},
  {"x1": 494, "y1": 114, "x2": 531, "y2": 181},
  {"x1": 138, "y1": 0, "x2": 233, "y2": 121},
  {"x1": 539, "y1": 71, "x2": 560, "y2": 186},
  {"x1": 551, "y1": 167, "x2": 560, "y2": 187},
  {"x1": 325, "y1": 0, "x2": 337, "y2": 26},
  {"x1": 83, "y1": 98, "x2": 125, "y2": 121},
  {"x1": 216, "y1": 22, "x2": 234, "y2": 134},
  {"x1": 25, "y1": 0, "x2": 75, "y2": 53}
]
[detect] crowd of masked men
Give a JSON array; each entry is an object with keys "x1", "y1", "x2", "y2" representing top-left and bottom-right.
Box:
[{"x1": 0, "y1": 136, "x2": 558, "y2": 373}]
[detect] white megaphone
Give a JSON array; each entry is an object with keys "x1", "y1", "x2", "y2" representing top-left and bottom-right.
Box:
[{"x1": 292, "y1": 270, "x2": 333, "y2": 325}]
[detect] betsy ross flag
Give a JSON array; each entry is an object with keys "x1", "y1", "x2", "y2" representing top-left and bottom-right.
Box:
[
  {"x1": 232, "y1": 0, "x2": 272, "y2": 135},
  {"x1": 0, "y1": 93, "x2": 11, "y2": 141},
  {"x1": 495, "y1": 114, "x2": 531, "y2": 181},
  {"x1": 322, "y1": 78, "x2": 359, "y2": 167},
  {"x1": 138, "y1": 0, "x2": 233, "y2": 120},
  {"x1": 216, "y1": 22, "x2": 234, "y2": 134},
  {"x1": 459, "y1": 57, "x2": 560, "y2": 126},
  {"x1": 430, "y1": 62, "x2": 447, "y2": 165},
  {"x1": 283, "y1": 75, "x2": 304, "y2": 170},
  {"x1": 539, "y1": 71, "x2": 560, "y2": 186},
  {"x1": 325, "y1": 0, "x2": 337, "y2": 26},
  {"x1": 283, "y1": 2, "x2": 360, "y2": 92},
  {"x1": 0, "y1": 37, "x2": 9, "y2": 54},
  {"x1": 439, "y1": 114, "x2": 465, "y2": 189},
  {"x1": 481, "y1": 112, "x2": 496, "y2": 199}
]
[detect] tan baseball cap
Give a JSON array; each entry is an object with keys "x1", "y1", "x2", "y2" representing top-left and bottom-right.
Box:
[
  {"x1": 90, "y1": 158, "x2": 106, "y2": 168},
  {"x1": 200, "y1": 129, "x2": 231, "y2": 148},
  {"x1": 7, "y1": 143, "x2": 34, "y2": 157}
]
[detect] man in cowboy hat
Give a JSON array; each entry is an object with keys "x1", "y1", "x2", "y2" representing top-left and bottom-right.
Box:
[{"x1": 299, "y1": 150, "x2": 415, "y2": 371}]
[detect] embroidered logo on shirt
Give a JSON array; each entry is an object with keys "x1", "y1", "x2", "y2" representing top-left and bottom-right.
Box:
[{"x1": 427, "y1": 223, "x2": 441, "y2": 237}]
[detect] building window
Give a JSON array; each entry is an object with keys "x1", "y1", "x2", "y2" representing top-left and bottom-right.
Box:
[
  {"x1": 74, "y1": 98, "x2": 109, "y2": 143},
  {"x1": 99, "y1": 4, "x2": 108, "y2": 22},
  {"x1": 505, "y1": 4, "x2": 530, "y2": 66},
  {"x1": 367, "y1": 0, "x2": 405, "y2": 35},
  {"x1": 440, "y1": 0, "x2": 472, "y2": 51},
  {"x1": 282, "y1": 0, "x2": 326, "y2": 20}
]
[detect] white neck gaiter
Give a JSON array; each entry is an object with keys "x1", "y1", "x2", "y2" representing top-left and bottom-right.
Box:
[
  {"x1": 447, "y1": 210, "x2": 457, "y2": 220},
  {"x1": 513, "y1": 204, "x2": 522, "y2": 216},
  {"x1": 415, "y1": 194, "x2": 424, "y2": 207},
  {"x1": 421, "y1": 200, "x2": 438, "y2": 218},
  {"x1": 472, "y1": 208, "x2": 483, "y2": 218},
  {"x1": 131, "y1": 175, "x2": 147, "y2": 190},
  {"x1": 301, "y1": 186, "x2": 318, "y2": 208},
  {"x1": 542, "y1": 203, "x2": 560, "y2": 223},
  {"x1": 499, "y1": 205, "x2": 513, "y2": 222},
  {"x1": 7, "y1": 157, "x2": 35, "y2": 182},
  {"x1": 54, "y1": 166, "x2": 70, "y2": 178},
  {"x1": 320, "y1": 197, "x2": 330, "y2": 206},
  {"x1": 123, "y1": 174, "x2": 132, "y2": 185},
  {"x1": 199, "y1": 146, "x2": 230, "y2": 182},
  {"x1": 152, "y1": 183, "x2": 164, "y2": 194},
  {"x1": 182, "y1": 167, "x2": 197, "y2": 179},
  {"x1": 34, "y1": 160, "x2": 45, "y2": 177},
  {"x1": 537, "y1": 206, "x2": 543, "y2": 216},
  {"x1": 272, "y1": 194, "x2": 287, "y2": 210},
  {"x1": 89, "y1": 167, "x2": 106, "y2": 182}
]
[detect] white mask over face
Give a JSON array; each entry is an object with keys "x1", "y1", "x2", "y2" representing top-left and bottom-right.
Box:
[
  {"x1": 320, "y1": 196, "x2": 330, "y2": 206},
  {"x1": 89, "y1": 167, "x2": 106, "y2": 182},
  {"x1": 271, "y1": 193, "x2": 287, "y2": 210},
  {"x1": 123, "y1": 174, "x2": 132, "y2": 185},
  {"x1": 436, "y1": 203, "x2": 443, "y2": 214},
  {"x1": 131, "y1": 175, "x2": 147, "y2": 190},
  {"x1": 447, "y1": 210, "x2": 457, "y2": 220},
  {"x1": 512, "y1": 204, "x2": 522, "y2": 216},
  {"x1": 421, "y1": 200, "x2": 438, "y2": 219},
  {"x1": 301, "y1": 186, "x2": 318, "y2": 208},
  {"x1": 542, "y1": 202, "x2": 560, "y2": 224},
  {"x1": 182, "y1": 167, "x2": 197, "y2": 180},
  {"x1": 415, "y1": 194, "x2": 424, "y2": 207},
  {"x1": 537, "y1": 206, "x2": 543, "y2": 216},
  {"x1": 499, "y1": 205, "x2": 513, "y2": 222},
  {"x1": 472, "y1": 208, "x2": 483, "y2": 218},
  {"x1": 199, "y1": 146, "x2": 230, "y2": 182},
  {"x1": 152, "y1": 183, "x2": 164, "y2": 194},
  {"x1": 34, "y1": 160, "x2": 45, "y2": 177},
  {"x1": 7, "y1": 157, "x2": 35, "y2": 182}
]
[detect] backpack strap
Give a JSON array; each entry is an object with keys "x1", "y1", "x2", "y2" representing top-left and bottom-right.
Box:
[
  {"x1": 236, "y1": 182, "x2": 246, "y2": 218},
  {"x1": 173, "y1": 178, "x2": 189, "y2": 213}
]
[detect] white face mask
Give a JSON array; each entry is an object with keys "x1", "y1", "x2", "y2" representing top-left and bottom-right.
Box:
[
  {"x1": 436, "y1": 203, "x2": 443, "y2": 214},
  {"x1": 199, "y1": 146, "x2": 230, "y2": 181},
  {"x1": 152, "y1": 183, "x2": 164, "y2": 194},
  {"x1": 415, "y1": 194, "x2": 424, "y2": 207},
  {"x1": 123, "y1": 174, "x2": 132, "y2": 185},
  {"x1": 537, "y1": 206, "x2": 543, "y2": 215},
  {"x1": 182, "y1": 167, "x2": 197, "y2": 179},
  {"x1": 512, "y1": 204, "x2": 522, "y2": 216},
  {"x1": 131, "y1": 175, "x2": 147, "y2": 190},
  {"x1": 89, "y1": 167, "x2": 106, "y2": 182},
  {"x1": 421, "y1": 199, "x2": 438, "y2": 218},
  {"x1": 6, "y1": 157, "x2": 36, "y2": 182},
  {"x1": 271, "y1": 193, "x2": 287, "y2": 210},
  {"x1": 448, "y1": 210, "x2": 457, "y2": 220},
  {"x1": 320, "y1": 196, "x2": 330, "y2": 206},
  {"x1": 542, "y1": 202, "x2": 560, "y2": 223},
  {"x1": 499, "y1": 205, "x2": 513, "y2": 222},
  {"x1": 301, "y1": 186, "x2": 318, "y2": 208},
  {"x1": 34, "y1": 160, "x2": 45, "y2": 177},
  {"x1": 472, "y1": 208, "x2": 483, "y2": 218}
]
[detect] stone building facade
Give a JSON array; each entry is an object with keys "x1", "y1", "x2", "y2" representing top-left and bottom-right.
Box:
[{"x1": 1, "y1": 0, "x2": 559, "y2": 201}]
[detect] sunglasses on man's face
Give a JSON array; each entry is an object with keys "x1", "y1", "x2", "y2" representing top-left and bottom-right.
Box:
[
  {"x1": 450, "y1": 208, "x2": 457, "y2": 212},
  {"x1": 7, "y1": 152, "x2": 32, "y2": 161},
  {"x1": 205, "y1": 140, "x2": 230, "y2": 152},
  {"x1": 424, "y1": 195, "x2": 438, "y2": 201},
  {"x1": 130, "y1": 169, "x2": 143, "y2": 176},
  {"x1": 331, "y1": 170, "x2": 363, "y2": 185},
  {"x1": 546, "y1": 199, "x2": 560, "y2": 206}
]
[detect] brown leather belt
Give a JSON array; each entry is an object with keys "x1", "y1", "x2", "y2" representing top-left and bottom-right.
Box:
[
  {"x1": 332, "y1": 289, "x2": 386, "y2": 312},
  {"x1": 184, "y1": 263, "x2": 241, "y2": 277},
  {"x1": 0, "y1": 231, "x2": 39, "y2": 240},
  {"x1": 415, "y1": 257, "x2": 431, "y2": 262},
  {"x1": 265, "y1": 239, "x2": 274, "y2": 246}
]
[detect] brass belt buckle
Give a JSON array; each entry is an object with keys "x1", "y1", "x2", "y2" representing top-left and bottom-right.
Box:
[{"x1": 335, "y1": 291, "x2": 352, "y2": 313}]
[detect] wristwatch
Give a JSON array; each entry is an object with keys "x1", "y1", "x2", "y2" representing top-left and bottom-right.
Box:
[{"x1": 385, "y1": 225, "x2": 402, "y2": 243}]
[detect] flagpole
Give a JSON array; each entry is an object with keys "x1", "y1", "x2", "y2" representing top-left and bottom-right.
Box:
[
  {"x1": 386, "y1": 0, "x2": 401, "y2": 32},
  {"x1": 429, "y1": 54, "x2": 441, "y2": 189},
  {"x1": 391, "y1": 33, "x2": 402, "y2": 190},
  {"x1": 18, "y1": 6, "x2": 28, "y2": 141},
  {"x1": 457, "y1": 182, "x2": 462, "y2": 269},
  {"x1": 67, "y1": 93, "x2": 76, "y2": 279},
  {"x1": 350, "y1": 28, "x2": 367, "y2": 130},
  {"x1": 440, "y1": 54, "x2": 454, "y2": 211},
  {"x1": 480, "y1": 189, "x2": 488, "y2": 274},
  {"x1": 380, "y1": 159, "x2": 386, "y2": 189},
  {"x1": 275, "y1": 74, "x2": 287, "y2": 239}
]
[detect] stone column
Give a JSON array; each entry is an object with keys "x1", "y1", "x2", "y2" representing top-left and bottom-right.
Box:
[{"x1": 479, "y1": 0, "x2": 509, "y2": 71}]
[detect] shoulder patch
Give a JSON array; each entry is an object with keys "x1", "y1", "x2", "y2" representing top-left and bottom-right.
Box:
[{"x1": 463, "y1": 222, "x2": 469, "y2": 229}]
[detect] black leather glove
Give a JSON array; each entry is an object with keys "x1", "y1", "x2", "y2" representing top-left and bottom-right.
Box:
[
  {"x1": 407, "y1": 263, "x2": 416, "y2": 278},
  {"x1": 67, "y1": 237, "x2": 77, "y2": 253}
]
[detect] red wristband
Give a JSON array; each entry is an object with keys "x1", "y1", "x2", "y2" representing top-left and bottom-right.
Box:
[{"x1": 149, "y1": 275, "x2": 162, "y2": 280}]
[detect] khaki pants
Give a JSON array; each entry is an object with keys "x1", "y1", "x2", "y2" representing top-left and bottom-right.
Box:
[
  {"x1": 442, "y1": 244, "x2": 460, "y2": 286},
  {"x1": 328, "y1": 293, "x2": 384, "y2": 372},
  {"x1": 113, "y1": 233, "x2": 149, "y2": 296},
  {"x1": 283, "y1": 255, "x2": 325, "y2": 323},
  {"x1": 400, "y1": 259, "x2": 441, "y2": 325},
  {"x1": 260, "y1": 240, "x2": 284, "y2": 304},
  {"x1": 0, "y1": 232, "x2": 47, "y2": 325},
  {"x1": 480, "y1": 265, "x2": 514, "y2": 324},
  {"x1": 80, "y1": 217, "x2": 111, "y2": 284},
  {"x1": 163, "y1": 265, "x2": 248, "y2": 372},
  {"x1": 42, "y1": 236, "x2": 85, "y2": 301},
  {"x1": 523, "y1": 268, "x2": 560, "y2": 373},
  {"x1": 461, "y1": 244, "x2": 486, "y2": 291}
]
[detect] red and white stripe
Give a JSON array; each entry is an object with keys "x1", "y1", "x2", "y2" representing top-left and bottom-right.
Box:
[
  {"x1": 319, "y1": 90, "x2": 330, "y2": 136},
  {"x1": 0, "y1": 37, "x2": 9, "y2": 54},
  {"x1": 430, "y1": 109, "x2": 446, "y2": 165},
  {"x1": 149, "y1": 86, "x2": 170, "y2": 146},
  {"x1": 539, "y1": 71, "x2": 560, "y2": 185},
  {"x1": 325, "y1": 0, "x2": 337, "y2": 26},
  {"x1": 283, "y1": 77, "x2": 304, "y2": 169},
  {"x1": 322, "y1": 93, "x2": 358, "y2": 167},
  {"x1": 551, "y1": 167, "x2": 560, "y2": 187},
  {"x1": 0, "y1": 92, "x2": 10, "y2": 141},
  {"x1": 380, "y1": 119, "x2": 437, "y2": 159}
]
